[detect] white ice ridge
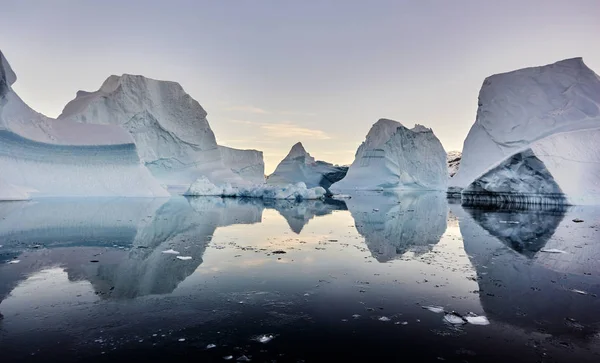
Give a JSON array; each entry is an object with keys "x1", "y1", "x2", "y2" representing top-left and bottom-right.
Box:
[
  {"x1": 452, "y1": 58, "x2": 600, "y2": 190},
  {"x1": 0, "y1": 50, "x2": 168, "y2": 199},
  {"x1": 58, "y1": 74, "x2": 264, "y2": 186},
  {"x1": 331, "y1": 119, "x2": 448, "y2": 191},
  {"x1": 185, "y1": 176, "x2": 326, "y2": 200},
  {"x1": 267, "y1": 142, "x2": 347, "y2": 190}
]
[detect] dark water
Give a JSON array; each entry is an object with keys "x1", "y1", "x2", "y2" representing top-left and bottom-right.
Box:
[{"x1": 1, "y1": 194, "x2": 599, "y2": 362}]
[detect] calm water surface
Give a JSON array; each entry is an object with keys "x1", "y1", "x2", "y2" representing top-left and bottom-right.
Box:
[{"x1": 1, "y1": 194, "x2": 599, "y2": 362}]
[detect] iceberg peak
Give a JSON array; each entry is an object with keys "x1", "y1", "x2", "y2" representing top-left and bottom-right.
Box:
[{"x1": 285, "y1": 142, "x2": 313, "y2": 161}]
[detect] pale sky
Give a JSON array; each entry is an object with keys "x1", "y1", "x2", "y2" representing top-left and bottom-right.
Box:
[{"x1": 2, "y1": 0, "x2": 599, "y2": 174}]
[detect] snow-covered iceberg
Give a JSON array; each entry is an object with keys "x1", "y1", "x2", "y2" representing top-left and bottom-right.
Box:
[
  {"x1": 58, "y1": 74, "x2": 264, "y2": 187},
  {"x1": 331, "y1": 119, "x2": 448, "y2": 191},
  {"x1": 452, "y1": 58, "x2": 600, "y2": 205},
  {"x1": 185, "y1": 176, "x2": 326, "y2": 200},
  {"x1": 267, "y1": 142, "x2": 347, "y2": 190},
  {"x1": 0, "y1": 50, "x2": 168, "y2": 198}
]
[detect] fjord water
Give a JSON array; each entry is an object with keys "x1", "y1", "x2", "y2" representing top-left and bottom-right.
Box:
[{"x1": 1, "y1": 195, "x2": 599, "y2": 362}]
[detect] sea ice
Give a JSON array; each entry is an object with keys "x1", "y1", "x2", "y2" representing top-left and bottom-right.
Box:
[
  {"x1": 443, "y1": 312, "x2": 467, "y2": 325},
  {"x1": 161, "y1": 249, "x2": 180, "y2": 255},
  {"x1": 185, "y1": 177, "x2": 326, "y2": 200},
  {"x1": 176, "y1": 256, "x2": 192, "y2": 261},
  {"x1": 422, "y1": 305, "x2": 445, "y2": 314}
]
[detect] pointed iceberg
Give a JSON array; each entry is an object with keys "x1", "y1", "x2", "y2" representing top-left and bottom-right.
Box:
[
  {"x1": 0, "y1": 50, "x2": 168, "y2": 198},
  {"x1": 58, "y1": 74, "x2": 264, "y2": 187},
  {"x1": 331, "y1": 119, "x2": 448, "y2": 191},
  {"x1": 267, "y1": 142, "x2": 347, "y2": 190}
]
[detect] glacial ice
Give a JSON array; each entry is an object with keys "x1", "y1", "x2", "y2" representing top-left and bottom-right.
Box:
[
  {"x1": 185, "y1": 176, "x2": 326, "y2": 200},
  {"x1": 331, "y1": 119, "x2": 448, "y2": 192},
  {"x1": 267, "y1": 142, "x2": 348, "y2": 190},
  {"x1": 0, "y1": 50, "x2": 168, "y2": 199},
  {"x1": 447, "y1": 151, "x2": 461, "y2": 178},
  {"x1": 58, "y1": 74, "x2": 264, "y2": 187},
  {"x1": 452, "y1": 58, "x2": 600, "y2": 205}
]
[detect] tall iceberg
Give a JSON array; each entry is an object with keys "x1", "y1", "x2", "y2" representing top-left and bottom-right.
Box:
[
  {"x1": 0, "y1": 50, "x2": 168, "y2": 198},
  {"x1": 58, "y1": 74, "x2": 264, "y2": 187},
  {"x1": 331, "y1": 119, "x2": 448, "y2": 191},
  {"x1": 267, "y1": 142, "x2": 347, "y2": 190},
  {"x1": 454, "y1": 58, "x2": 600, "y2": 205}
]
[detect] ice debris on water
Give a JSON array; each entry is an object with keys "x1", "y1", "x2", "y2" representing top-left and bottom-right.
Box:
[
  {"x1": 572, "y1": 218, "x2": 584, "y2": 223},
  {"x1": 443, "y1": 312, "x2": 467, "y2": 325},
  {"x1": 422, "y1": 305, "x2": 445, "y2": 314},
  {"x1": 162, "y1": 249, "x2": 180, "y2": 255},
  {"x1": 223, "y1": 356, "x2": 233, "y2": 361},
  {"x1": 540, "y1": 248, "x2": 567, "y2": 254},
  {"x1": 352, "y1": 314, "x2": 361, "y2": 319},
  {"x1": 571, "y1": 289, "x2": 588, "y2": 295},
  {"x1": 237, "y1": 355, "x2": 251, "y2": 361},
  {"x1": 465, "y1": 313, "x2": 490, "y2": 326},
  {"x1": 7, "y1": 260, "x2": 20, "y2": 264},
  {"x1": 178, "y1": 338, "x2": 186, "y2": 342},
  {"x1": 332, "y1": 194, "x2": 352, "y2": 199},
  {"x1": 206, "y1": 344, "x2": 216, "y2": 349},
  {"x1": 378, "y1": 316, "x2": 391, "y2": 322},
  {"x1": 255, "y1": 334, "x2": 274, "y2": 343},
  {"x1": 176, "y1": 256, "x2": 193, "y2": 261}
]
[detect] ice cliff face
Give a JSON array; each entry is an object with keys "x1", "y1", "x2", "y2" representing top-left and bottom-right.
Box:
[
  {"x1": 267, "y1": 142, "x2": 348, "y2": 190},
  {"x1": 0, "y1": 50, "x2": 168, "y2": 199},
  {"x1": 58, "y1": 74, "x2": 264, "y2": 186},
  {"x1": 453, "y1": 58, "x2": 600, "y2": 191},
  {"x1": 447, "y1": 151, "x2": 461, "y2": 178},
  {"x1": 331, "y1": 119, "x2": 448, "y2": 191}
]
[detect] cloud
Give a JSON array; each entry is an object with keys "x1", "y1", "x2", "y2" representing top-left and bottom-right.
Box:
[
  {"x1": 224, "y1": 105, "x2": 270, "y2": 114},
  {"x1": 230, "y1": 120, "x2": 331, "y2": 140}
]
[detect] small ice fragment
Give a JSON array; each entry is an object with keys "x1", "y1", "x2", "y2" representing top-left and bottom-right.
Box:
[
  {"x1": 540, "y1": 248, "x2": 567, "y2": 254},
  {"x1": 256, "y1": 334, "x2": 274, "y2": 343},
  {"x1": 237, "y1": 355, "x2": 251, "y2": 361},
  {"x1": 373, "y1": 208, "x2": 379, "y2": 212},
  {"x1": 499, "y1": 220, "x2": 519, "y2": 224},
  {"x1": 206, "y1": 344, "x2": 216, "y2": 349},
  {"x1": 7, "y1": 260, "x2": 20, "y2": 264},
  {"x1": 401, "y1": 321, "x2": 408, "y2": 325},
  {"x1": 572, "y1": 218, "x2": 584, "y2": 223},
  {"x1": 332, "y1": 194, "x2": 351, "y2": 199},
  {"x1": 352, "y1": 314, "x2": 361, "y2": 319},
  {"x1": 378, "y1": 316, "x2": 391, "y2": 322},
  {"x1": 422, "y1": 305, "x2": 445, "y2": 314},
  {"x1": 443, "y1": 312, "x2": 466, "y2": 325},
  {"x1": 176, "y1": 256, "x2": 192, "y2": 261},
  {"x1": 178, "y1": 338, "x2": 186, "y2": 342},
  {"x1": 224, "y1": 356, "x2": 233, "y2": 361},
  {"x1": 162, "y1": 249, "x2": 180, "y2": 255},
  {"x1": 465, "y1": 315, "x2": 490, "y2": 326},
  {"x1": 303, "y1": 293, "x2": 310, "y2": 296},
  {"x1": 571, "y1": 289, "x2": 588, "y2": 295}
]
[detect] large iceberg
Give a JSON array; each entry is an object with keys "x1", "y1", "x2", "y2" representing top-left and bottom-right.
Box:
[
  {"x1": 331, "y1": 119, "x2": 448, "y2": 191},
  {"x1": 58, "y1": 74, "x2": 264, "y2": 187},
  {"x1": 267, "y1": 142, "x2": 347, "y2": 190},
  {"x1": 452, "y1": 58, "x2": 600, "y2": 204},
  {"x1": 0, "y1": 50, "x2": 168, "y2": 198}
]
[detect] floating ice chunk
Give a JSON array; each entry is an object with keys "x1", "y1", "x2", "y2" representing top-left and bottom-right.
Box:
[
  {"x1": 378, "y1": 316, "x2": 391, "y2": 322},
  {"x1": 255, "y1": 334, "x2": 274, "y2": 343},
  {"x1": 571, "y1": 289, "x2": 588, "y2": 295},
  {"x1": 332, "y1": 194, "x2": 352, "y2": 199},
  {"x1": 465, "y1": 314, "x2": 490, "y2": 326},
  {"x1": 443, "y1": 312, "x2": 467, "y2": 325},
  {"x1": 176, "y1": 256, "x2": 192, "y2": 261},
  {"x1": 7, "y1": 260, "x2": 20, "y2": 264},
  {"x1": 161, "y1": 249, "x2": 180, "y2": 255},
  {"x1": 540, "y1": 248, "x2": 567, "y2": 254},
  {"x1": 206, "y1": 344, "x2": 216, "y2": 349},
  {"x1": 223, "y1": 356, "x2": 233, "y2": 361},
  {"x1": 352, "y1": 314, "x2": 361, "y2": 319},
  {"x1": 422, "y1": 305, "x2": 445, "y2": 314},
  {"x1": 185, "y1": 177, "x2": 326, "y2": 200},
  {"x1": 236, "y1": 355, "x2": 251, "y2": 361},
  {"x1": 178, "y1": 338, "x2": 186, "y2": 342}
]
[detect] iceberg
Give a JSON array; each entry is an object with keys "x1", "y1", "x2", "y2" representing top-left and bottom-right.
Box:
[
  {"x1": 267, "y1": 142, "x2": 347, "y2": 190},
  {"x1": 452, "y1": 58, "x2": 600, "y2": 205},
  {"x1": 331, "y1": 119, "x2": 448, "y2": 192},
  {"x1": 58, "y1": 74, "x2": 264, "y2": 187},
  {"x1": 0, "y1": 50, "x2": 168, "y2": 198},
  {"x1": 185, "y1": 176, "x2": 326, "y2": 200},
  {"x1": 447, "y1": 151, "x2": 461, "y2": 178}
]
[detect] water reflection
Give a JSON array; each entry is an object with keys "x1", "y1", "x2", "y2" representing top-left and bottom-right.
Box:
[
  {"x1": 346, "y1": 192, "x2": 448, "y2": 262},
  {"x1": 263, "y1": 199, "x2": 347, "y2": 233},
  {"x1": 457, "y1": 204, "x2": 600, "y2": 338}
]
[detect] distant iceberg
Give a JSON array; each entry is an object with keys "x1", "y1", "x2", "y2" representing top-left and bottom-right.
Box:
[
  {"x1": 0, "y1": 50, "x2": 168, "y2": 199},
  {"x1": 185, "y1": 176, "x2": 326, "y2": 200},
  {"x1": 453, "y1": 58, "x2": 600, "y2": 205},
  {"x1": 331, "y1": 119, "x2": 448, "y2": 192},
  {"x1": 58, "y1": 74, "x2": 264, "y2": 187},
  {"x1": 267, "y1": 142, "x2": 347, "y2": 190}
]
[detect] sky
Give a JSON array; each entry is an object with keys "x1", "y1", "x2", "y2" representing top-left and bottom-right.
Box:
[{"x1": 1, "y1": 0, "x2": 599, "y2": 174}]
